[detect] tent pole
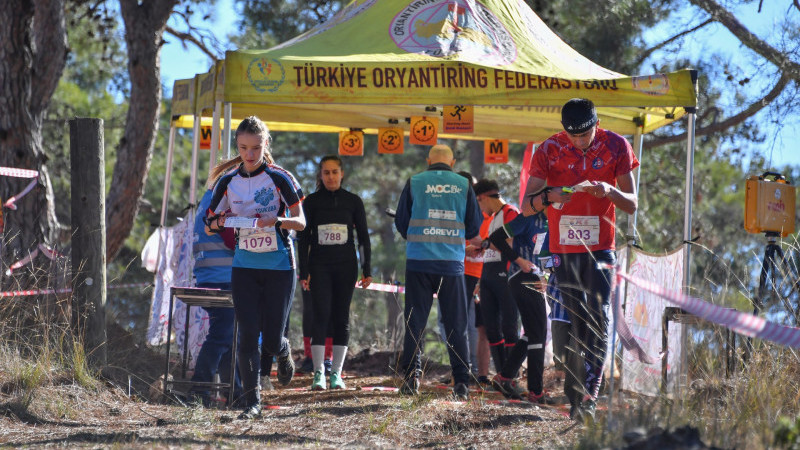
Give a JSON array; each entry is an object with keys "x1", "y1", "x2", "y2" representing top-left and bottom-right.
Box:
[
  {"x1": 681, "y1": 109, "x2": 697, "y2": 397},
  {"x1": 160, "y1": 125, "x2": 177, "y2": 229},
  {"x1": 188, "y1": 113, "x2": 201, "y2": 284},
  {"x1": 151, "y1": 125, "x2": 177, "y2": 342},
  {"x1": 223, "y1": 102, "x2": 232, "y2": 159},
  {"x1": 210, "y1": 101, "x2": 222, "y2": 175},
  {"x1": 190, "y1": 114, "x2": 201, "y2": 208},
  {"x1": 154, "y1": 125, "x2": 177, "y2": 271},
  {"x1": 627, "y1": 125, "x2": 644, "y2": 245}
]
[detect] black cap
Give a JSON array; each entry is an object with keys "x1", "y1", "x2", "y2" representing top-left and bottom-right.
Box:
[
  {"x1": 473, "y1": 179, "x2": 500, "y2": 196},
  {"x1": 561, "y1": 98, "x2": 598, "y2": 134}
]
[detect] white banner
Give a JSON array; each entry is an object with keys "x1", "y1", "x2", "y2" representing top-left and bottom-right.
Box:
[
  {"x1": 619, "y1": 246, "x2": 684, "y2": 396},
  {"x1": 145, "y1": 216, "x2": 209, "y2": 370}
]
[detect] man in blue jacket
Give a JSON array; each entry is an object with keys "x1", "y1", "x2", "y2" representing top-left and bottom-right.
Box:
[{"x1": 394, "y1": 144, "x2": 483, "y2": 401}]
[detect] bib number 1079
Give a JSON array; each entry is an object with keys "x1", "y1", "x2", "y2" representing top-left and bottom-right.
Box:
[{"x1": 239, "y1": 229, "x2": 278, "y2": 253}]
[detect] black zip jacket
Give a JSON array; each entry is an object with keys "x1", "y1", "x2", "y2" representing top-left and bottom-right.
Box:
[{"x1": 297, "y1": 187, "x2": 371, "y2": 280}]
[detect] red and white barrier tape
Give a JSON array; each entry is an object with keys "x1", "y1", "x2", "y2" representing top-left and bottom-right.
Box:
[
  {"x1": 0, "y1": 282, "x2": 150, "y2": 298},
  {"x1": 618, "y1": 269, "x2": 800, "y2": 349},
  {"x1": 4, "y1": 179, "x2": 38, "y2": 210},
  {"x1": 5, "y1": 244, "x2": 65, "y2": 275},
  {"x1": 0, "y1": 167, "x2": 38, "y2": 178}
]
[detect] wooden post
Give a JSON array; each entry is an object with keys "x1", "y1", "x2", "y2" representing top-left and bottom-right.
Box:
[{"x1": 70, "y1": 118, "x2": 107, "y2": 368}]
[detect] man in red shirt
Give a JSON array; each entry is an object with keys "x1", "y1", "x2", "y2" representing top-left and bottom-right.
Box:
[{"x1": 521, "y1": 98, "x2": 639, "y2": 422}]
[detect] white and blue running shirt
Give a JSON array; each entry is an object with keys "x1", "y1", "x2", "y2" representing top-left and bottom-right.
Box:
[{"x1": 208, "y1": 162, "x2": 304, "y2": 270}]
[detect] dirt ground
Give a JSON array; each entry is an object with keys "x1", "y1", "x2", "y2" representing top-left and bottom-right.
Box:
[{"x1": 0, "y1": 346, "x2": 586, "y2": 448}]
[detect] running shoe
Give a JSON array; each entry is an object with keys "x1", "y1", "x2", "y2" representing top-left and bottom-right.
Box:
[
  {"x1": 237, "y1": 404, "x2": 262, "y2": 420},
  {"x1": 329, "y1": 371, "x2": 346, "y2": 390},
  {"x1": 276, "y1": 345, "x2": 295, "y2": 386},
  {"x1": 580, "y1": 395, "x2": 597, "y2": 424},
  {"x1": 491, "y1": 374, "x2": 525, "y2": 400},
  {"x1": 527, "y1": 390, "x2": 556, "y2": 405},
  {"x1": 569, "y1": 402, "x2": 583, "y2": 422},
  {"x1": 399, "y1": 376, "x2": 420, "y2": 396},
  {"x1": 298, "y1": 357, "x2": 314, "y2": 374},
  {"x1": 452, "y1": 382, "x2": 469, "y2": 401},
  {"x1": 311, "y1": 370, "x2": 326, "y2": 391}
]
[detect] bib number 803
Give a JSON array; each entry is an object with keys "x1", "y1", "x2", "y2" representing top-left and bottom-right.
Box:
[{"x1": 566, "y1": 229, "x2": 592, "y2": 241}]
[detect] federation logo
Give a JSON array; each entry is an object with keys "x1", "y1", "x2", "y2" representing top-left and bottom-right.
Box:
[
  {"x1": 592, "y1": 157, "x2": 604, "y2": 170},
  {"x1": 389, "y1": 0, "x2": 517, "y2": 66},
  {"x1": 254, "y1": 187, "x2": 275, "y2": 206},
  {"x1": 552, "y1": 254, "x2": 561, "y2": 268},
  {"x1": 774, "y1": 188, "x2": 781, "y2": 200},
  {"x1": 247, "y1": 58, "x2": 286, "y2": 93}
]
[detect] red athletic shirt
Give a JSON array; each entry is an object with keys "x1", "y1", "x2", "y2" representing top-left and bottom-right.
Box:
[{"x1": 529, "y1": 128, "x2": 639, "y2": 254}]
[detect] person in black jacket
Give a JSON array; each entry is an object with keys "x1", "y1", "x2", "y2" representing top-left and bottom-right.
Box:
[{"x1": 298, "y1": 155, "x2": 372, "y2": 391}]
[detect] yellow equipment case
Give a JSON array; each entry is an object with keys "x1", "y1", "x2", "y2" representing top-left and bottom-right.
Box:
[{"x1": 744, "y1": 172, "x2": 796, "y2": 237}]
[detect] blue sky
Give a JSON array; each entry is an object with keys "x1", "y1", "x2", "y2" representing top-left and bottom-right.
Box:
[{"x1": 160, "y1": 0, "x2": 797, "y2": 169}]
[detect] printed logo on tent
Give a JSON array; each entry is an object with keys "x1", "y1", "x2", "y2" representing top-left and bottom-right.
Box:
[
  {"x1": 631, "y1": 74, "x2": 670, "y2": 96},
  {"x1": 254, "y1": 187, "x2": 275, "y2": 206},
  {"x1": 592, "y1": 157, "x2": 604, "y2": 170},
  {"x1": 389, "y1": 0, "x2": 517, "y2": 66},
  {"x1": 247, "y1": 58, "x2": 286, "y2": 93}
]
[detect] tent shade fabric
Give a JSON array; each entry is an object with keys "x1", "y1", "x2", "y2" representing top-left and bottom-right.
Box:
[
  {"x1": 171, "y1": 78, "x2": 197, "y2": 118},
  {"x1": 213, "y1": 0, "x2": 696, "y2": 141}
]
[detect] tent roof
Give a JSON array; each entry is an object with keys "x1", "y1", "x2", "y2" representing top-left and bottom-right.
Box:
[{"x1": 180, "y1": 0, "x2": 697, "y2": 142}]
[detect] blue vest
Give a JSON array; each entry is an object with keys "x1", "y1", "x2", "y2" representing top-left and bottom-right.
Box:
[
  {"x1": 193, "y1": 190, "x2": 234, "y2": 284},
  {"x1": 407, "y1": 170, "x2": 468, "y2": 262}
]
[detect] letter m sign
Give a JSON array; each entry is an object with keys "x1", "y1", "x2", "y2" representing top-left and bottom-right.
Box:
[{"x1": 484, "y1": 139, "x2": 509, "y2": 164}]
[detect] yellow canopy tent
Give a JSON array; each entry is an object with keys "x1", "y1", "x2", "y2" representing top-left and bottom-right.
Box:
[{"x1": 216, "y1": 0, "x2": 696, "y2": 142}]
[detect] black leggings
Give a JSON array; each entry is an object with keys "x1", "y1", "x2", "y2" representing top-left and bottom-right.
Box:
[
  {"x1": 502, "y1": 270, "x2": 547, "y2": 395},
  {"x1": 479, "y1": 276, "x2": 520, "y2": 346},
  {"x1": 231, "y1": 267, "x2": 294, "y2": 406},
  {"x1": 309, "y1": 260, "x2": 357, "y2": 346}
]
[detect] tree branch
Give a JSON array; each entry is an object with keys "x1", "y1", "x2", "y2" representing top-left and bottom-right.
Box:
[
  {"x1": 645, "y1": 72, "x2": 790, "y2": 147},
  {"x1": 634, "y1": 18, "x2": 713, "y2": 67},
  {"x1": 31, "y1": 0, "x2": 68, "y2": 116},
  {"x1": 689, "y1": 0, "x2": 800, "y2": 81},
  {"x1": 165, "y1": 25, "x2": 220, "y2": 61}
]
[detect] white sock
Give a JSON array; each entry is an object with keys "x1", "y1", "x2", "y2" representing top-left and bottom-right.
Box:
[
  {"x1": 311, "y1": 345, "x2": 325, "y2": 373},
  {"x1": 332, "y1": 345, "x2": 348, "y2": 374}
]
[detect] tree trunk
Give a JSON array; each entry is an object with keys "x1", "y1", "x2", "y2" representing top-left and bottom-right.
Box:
[
  {"x1": 467, "y1": 140, "x2": 485, "y2": 180},
  {"x1": 106, "y1": 0, "x2": 178, "y2": 261},
  {"x1": 0, "y1": 0, "x2": 66, "y2": 286},
  {"x1": 374, "y1": 190, "x2": 403, "y2": 352}
]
